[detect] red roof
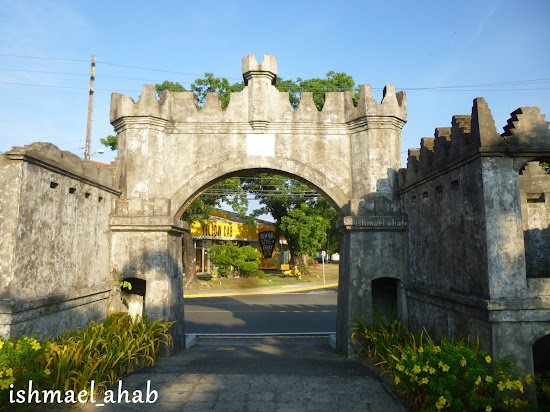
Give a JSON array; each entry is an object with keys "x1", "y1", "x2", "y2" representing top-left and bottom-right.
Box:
[{"x1": 89, "y1": 160, "x2": 108, "y2": 168}]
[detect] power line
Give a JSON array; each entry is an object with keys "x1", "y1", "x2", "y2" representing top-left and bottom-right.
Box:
[
  {"x1": 2, "y1": 79, "x2": 549, "y2": 94},
  {"x1": 0, "y1": 67, "x2": 196, "y2": 84},
  {"x1": 97, "y1": 60, "x2": 242, "y2": 81},
  {"x1": 2, "y1": 53, "x2": 550, "y2": 93},
  {"x1": 0, "y1": 80, "x2": 142, "y2": 93},
  {"x1": 0, "y1": 53, "x2": 89, "y2": 62}
]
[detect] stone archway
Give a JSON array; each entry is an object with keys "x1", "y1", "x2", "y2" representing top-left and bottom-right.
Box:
[{"x1": 109, "y1": 54, "x2": 408, "y2": 354}]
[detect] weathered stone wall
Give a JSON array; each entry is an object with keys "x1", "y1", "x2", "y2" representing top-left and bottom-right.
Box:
[
  {"x1": 400, "y1": 100, "x2": 550, "y2": 376},
  {"x1": 110, "y1": 217, "x2": 186, "y2": 352},
  {"x1": 0, "y1": 143, "x2": 119, "y2": 340},
  {"x1": 520, "y1": 161, "x2": 550, "y2": 278}
]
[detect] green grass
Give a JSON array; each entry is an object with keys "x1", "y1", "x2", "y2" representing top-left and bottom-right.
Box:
[{"x1": 186, "y1": 263, "x2": 339, "y2": 290}]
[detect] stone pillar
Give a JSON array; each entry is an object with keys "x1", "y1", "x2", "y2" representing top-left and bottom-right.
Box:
[
  {"x1": 480, "y1": 157, "x2": 528, "y2": 299},
  {"x1": 110, "y1": 216, "x2": 186, "y2": 354},
  {"x1": 336, "y1": 216, "x2": 408, "y2": 355},
  {"x1": 242, "y1": 54, "x2": 277, "y2": 131},
  {"x1": 336, "y1": 84, "x2": 408, "y2": 355}
]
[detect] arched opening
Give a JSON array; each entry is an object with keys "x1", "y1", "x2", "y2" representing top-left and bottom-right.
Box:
[
  {"x1": 519, "y1": 161, "x2": 550, "y2": 278},
  {"x1": 175, "y1": 167, "x2": 346, "y2": 219},
  {"x1": 371, "y1": 277, "x2": 399, "y2": 323},
  {"x1": 178, "y1": 169, "x2": 342, "y2": 339},
  {"x1": 532, "y1": 334, "x2": 550, "y2": 406}
]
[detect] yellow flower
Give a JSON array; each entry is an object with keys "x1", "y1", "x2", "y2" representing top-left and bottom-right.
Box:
[
  {"x1": 411, "y1": 355, "x2": 417, "y2": 361},
  {"x1": 485, "y1": 376, "x2": 493, "y2": 383},
  {"x1": 418, "y1": 346, "x2": 424, "y2": 353},
  {"x1": 0, "y1": 340, "x2": 4, "y2": 350},
  {"x1": 432, "y1": 346, "x2": 441, "y2": 353},
  {"x1": 401, "y1": 354, "x2": 407, "y2": 360},
  {"x1": 442, "y1": 364, "x2": 450, "y2": 372},
  {"x1": 460, "y1": 358, "x2": 467, "y2": 367},
  {"x1": 429, "y1": 367, "x2": 436, "y2": 375},
  {"x1": 5, "y1": 368, "x2": 13, "y2": 377},
  {"x1": 8, "y1": 342, "x2": 13, "y2": 347},
  {"x1": 396, "y1": 364, "x2": 405, "y2": 371},
  {"x1": 438, "y1": 361, "x2": 444, "y2": 368},
  {"x1": 486, "y1": 406, "x2": 492, "y2": 412},
  {"x1": 0, "y1": 371, "x2": 3, "y2": 378},
  {"x1": 526, "y1": 375, "x2": 533, "y2": 385},
  {"x1": 395, "y1": 376, "x2": 400, "y2": 385},
  {"x1": 475, "y1": 376, "x2": 482, "y2": 385},
  {"x1": 435, "y1": 396, "x2": 448, "y2": 410},
  {"x1": 0, "y1": 377, "x2": 14, "y2": 390},
  {"x1": 413, "y1": 365, "x2": 421, "y2": 374},
  {"x1": 421, "y1": 377, "x2": 429, "y2": 385},
  {"x1": 44, "y1": 368, "x2": 51, "y2": 376},
  {"x1": 423, "y1": 365, "x2": 430, "y2": 372},
  {"x1": 497, "y1": 381, "x2": 506, "y2": 391},
  {"x1": 485, "y1": 355, "x2": 491, "y2": 364},
  {"x1": 505, "y1": 380, "x2": 513, "y2": 390}
]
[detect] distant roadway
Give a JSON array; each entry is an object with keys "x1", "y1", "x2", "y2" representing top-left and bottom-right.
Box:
[{"x1": 184, "y1": 287, "x2": 337, "y2": 334}]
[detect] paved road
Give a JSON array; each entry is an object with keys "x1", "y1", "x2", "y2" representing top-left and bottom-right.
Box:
[
  {"x1": 77, "y1": 336, "x2": 407, "y2": 412},
  {"x1": 184, "y1": 287, "x2": 338, "y2": 334}
]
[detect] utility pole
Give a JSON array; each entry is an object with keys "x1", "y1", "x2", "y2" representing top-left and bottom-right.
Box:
[{"x1": 84, "y1": 55, "x2": 96, "y2": 159}]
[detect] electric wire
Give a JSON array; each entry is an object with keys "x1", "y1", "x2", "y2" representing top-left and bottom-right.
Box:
[{"x1": 1, "y1": 53, "x2": 550, "y2": 92}]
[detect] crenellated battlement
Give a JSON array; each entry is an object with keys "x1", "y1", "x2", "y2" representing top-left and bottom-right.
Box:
[
  {"x1": 503, "y1": 107, "x2": 550, "y2": 147},
  {"x1": 242, "y1": 54, "x2": 277, "y2": 85},
  {"x1": 399, "y1": 98, "x2": 550, "y2": 189},
  {"x1": 110, "y1": 54, "x2": 407, "y2": 130}
]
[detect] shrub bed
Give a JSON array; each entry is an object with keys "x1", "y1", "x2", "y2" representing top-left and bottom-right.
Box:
[
  {"x1": 0, "y1": 314, "x2": 173, "y2": 409},
  {"x1": 352, "y1": 313, "x2": 537, "y2": 411}
]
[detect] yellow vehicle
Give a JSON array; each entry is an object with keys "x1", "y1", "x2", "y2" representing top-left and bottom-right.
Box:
[{"x1": 281, "y1": 264, "x2": 301, "y2": 278}]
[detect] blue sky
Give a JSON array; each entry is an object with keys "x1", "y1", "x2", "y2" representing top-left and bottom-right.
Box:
[{"x1": 0, "y1": 0, "x2": 548, "y2": 168}]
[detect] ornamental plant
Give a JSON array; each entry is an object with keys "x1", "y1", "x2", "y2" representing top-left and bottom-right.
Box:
[
  {"x1": 352, "y1": 312, "x2": 533, "y2": 411},
  {"x1": 209, "y1": 244, "x2": 263, "y2": 277},
  {"x1": 0, "y1": 314, "x2": 173, "y2": 410},
  {"x1": 0, "y1": 335, "x2": 49, "y2": 405}
]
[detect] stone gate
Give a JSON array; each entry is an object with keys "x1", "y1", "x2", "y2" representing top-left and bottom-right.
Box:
[
  {"x1": 108, "y1": 54, "x2": 408, "y2": 353},
  {"x1": 1, "y1": 54, "x2": 548, "y2": 378}
]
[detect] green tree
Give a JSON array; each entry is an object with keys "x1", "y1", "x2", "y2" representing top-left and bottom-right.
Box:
[
  {"x1": 280, "y1": 203, "x2": 331, "y2": 273},
  {"x1": 99, "y1": 132, "x2": 118, "y2": 151},
  {"x1": 208, "y1": 244, "x2": 239, "y2": 277},
  {"x1": 275, "y1": 71, "x2": 359, "y2": 110},
  {"x1": 209, "y1": 244, "x2": 262, "y2": 278},
  {"x1": 243, "y1": 173, "x2": 339, "y2": 273}
]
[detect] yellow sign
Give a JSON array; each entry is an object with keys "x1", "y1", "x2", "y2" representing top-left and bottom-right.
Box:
[{"x1": 190, "y1": 219, "x2": 276, "y2": 241}]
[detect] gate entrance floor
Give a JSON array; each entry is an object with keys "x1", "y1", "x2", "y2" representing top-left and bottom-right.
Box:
[{"x1": 80, "y1": 336, "x2": 407, "y2": 411}]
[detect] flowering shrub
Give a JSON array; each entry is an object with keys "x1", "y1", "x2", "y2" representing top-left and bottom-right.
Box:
[
  {"x1": 0, "y1": 315, "x2": 173, "y2": 410},
  {"x1": 352, "y1": 314, "x2": 533, "y2": 411},
  {"x1": 0, "y1": 336, "x2": 50, "y2": 408}
]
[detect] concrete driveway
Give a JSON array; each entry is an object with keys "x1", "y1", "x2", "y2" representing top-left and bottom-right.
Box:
[{"x1": 78, "y1": 335, "x2": 407, "y2": 412}]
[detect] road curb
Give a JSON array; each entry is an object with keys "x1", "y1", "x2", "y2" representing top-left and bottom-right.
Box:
[{"x1": 184, "y1": 282, "x2": 338, "y2": 298}]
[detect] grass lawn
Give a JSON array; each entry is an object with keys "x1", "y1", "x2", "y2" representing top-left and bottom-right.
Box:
[{"x1": 184, "y1": 262, "x2": 339, "y2": 290}]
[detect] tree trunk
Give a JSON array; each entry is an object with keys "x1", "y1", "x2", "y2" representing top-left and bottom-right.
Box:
[
  {"x1": 292, "y1": 254, "x2": 310, "y2": 275},
  {"x1": 183, "y1": 231, "x2": 198, "y2": 287}
]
